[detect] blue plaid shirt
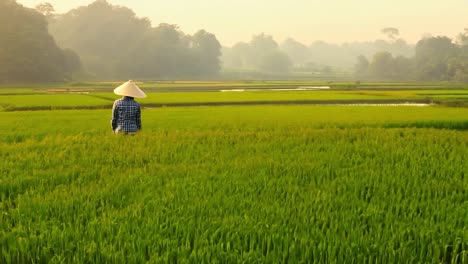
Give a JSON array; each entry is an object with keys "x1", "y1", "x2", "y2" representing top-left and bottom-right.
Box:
[{"x1": 111, "y1": 97, "x2": 142, "y2": 133}]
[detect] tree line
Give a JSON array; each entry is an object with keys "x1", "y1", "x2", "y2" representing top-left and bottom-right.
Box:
[
  {"x1": 0, "y1": 0, "x2": 221, "y2": 82},
  {"x1": 1, "y1": 0, "x2": 467, "y2": 83},
  {"x1": 223, "y1": 28, "x2": 468, "y2": 83},
  {"x1": 222, "y1": 33, "x2": 414, "y2": 74},
  {"x1": 355, "y1": 30, "x2": 468, "y2": 82},
  {"x1": 47, "y1": 0, "x2": 221, "y2": 80}
]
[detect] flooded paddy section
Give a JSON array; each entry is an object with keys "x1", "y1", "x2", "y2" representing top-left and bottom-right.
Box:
[
  {"x1": 3, "y1": 83, "x2": 464, "y2": 111},
  {"x1": 220, "y1": 86, "x2": 331, "y2": 92},
  {"x1": 149, "y1": 99, "x2": 433, "y2": 108}
]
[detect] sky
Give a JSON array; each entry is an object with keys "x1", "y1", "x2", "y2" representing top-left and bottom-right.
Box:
[{"x1": 16, "y1": 0, "x2": 468, "y2": 46}]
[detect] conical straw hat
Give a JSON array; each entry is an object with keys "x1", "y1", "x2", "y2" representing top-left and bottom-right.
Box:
[{"x1": 113, "y1": 80, "x2": 147, "y2": 98}]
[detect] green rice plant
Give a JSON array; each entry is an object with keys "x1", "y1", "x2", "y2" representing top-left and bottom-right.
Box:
[
  {"x1": 0, "y1": 94, "x2": 111, "y2": 111},
  {"x1": 0, "y1": 104, "x2": 467, "y2": 263},
  {"x1": 1, "y1": 83, "x2": 467, "y2": 112}
]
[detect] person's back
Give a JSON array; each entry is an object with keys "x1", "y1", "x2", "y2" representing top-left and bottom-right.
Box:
[
  {"x1": 110, "y1": 80, "x2": 146, "y2": 135},
  {"x1": 111, "y1": 96, "x2": 141, "y2": 134}
]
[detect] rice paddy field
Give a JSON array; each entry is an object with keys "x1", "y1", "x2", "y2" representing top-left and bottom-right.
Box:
[{"x1": 1, "y1": 81, "x2": 468, "y2": 263}]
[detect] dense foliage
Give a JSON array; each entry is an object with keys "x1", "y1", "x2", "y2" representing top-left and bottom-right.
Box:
[
  {"x1": 222, "y1": 34, "x2": 414, "y2": 74},
  {"x1": 356, "y1": 32, "x2": 468, "y2": 83},
  {"x1": 222, "y1": 34, "x2": 292, "y2": 74},
  {"x1": 1, "y1": 0, "x2": 466, "y2": 82},
  {"x1": 0, "y1": 0, "x2": 81, "y2": 82},
  {"x1": 223, "y1": 30, "x2": 468, "y2": 83},
  {"x1": 48, "y1": 0, "x2": 221, "y2": 79}
]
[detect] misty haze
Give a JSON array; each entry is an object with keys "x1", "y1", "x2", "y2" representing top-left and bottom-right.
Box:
[
  {"x1": 1, "y1": 1, "x2": 468, "y2": 263},
  {"x1": 1, "y1": 0, "x2": 467, "y2": 82}
]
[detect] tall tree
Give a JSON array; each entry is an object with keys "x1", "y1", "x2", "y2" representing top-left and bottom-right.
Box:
[
  {"x1": 392, "y1": 55, "x2": 413, "y2": 80},
  {"x1": 414, "y1": 36, "x2": 459, "y2": 81},
  {"x1": 248, "y1": 33, "x2": 279, "y2": 68},
  {"x1": 369, "y1": 51, "x2": 394, "y2": 79},
  {"x1": 0, "y1": 0, "x2": 79, "y2": 82},
  {"x1": 381, "y1": 27, "x2": 400, "y2": 41},
  {"x1": 221, "y1": 42, "x2": 251, "y2": 69},
  {"x1": 456, "y1": 28, "x2": 468, "y2": 46},
  {"x1": 354, "y1": 55, "x2": 369, "y2": 77},
  {"x1": 280, "y1": 38, "x2": 309, "y2": 66},
  {"x1": 49, "y1": 0, "x2": 222, "y2": 79},
  {"x1": 35, "y1": 2, "x2": 55, "y2": 17},
  {"x1": 190, "y1": 30, "x2": 222, "y2": 76},
  {"x1": 229, "y1": 42, "x2": 252, "y2": 68},
  {"x1": 49, "y1": 0, "x2": 152, "y2": 78}
]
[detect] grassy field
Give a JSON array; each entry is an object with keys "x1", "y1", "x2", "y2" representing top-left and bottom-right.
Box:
[
  {"x1": 1, "y1": 106, "x2": 468, "y2": 134},
  {"x1": 0, "y1": 91, "x2": 421, "y2": 110},
  {"x1": 1, "y1": 82, "x2": 468, "y2": 263},
  {"x1": 1, "y1": 83, "x2": 467, "y2": 110}
]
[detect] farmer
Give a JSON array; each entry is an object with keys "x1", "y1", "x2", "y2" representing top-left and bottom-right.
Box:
[{"x1": 111, "y1": 80, "x2": 146, "y2": 135}]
